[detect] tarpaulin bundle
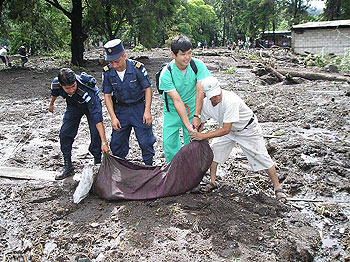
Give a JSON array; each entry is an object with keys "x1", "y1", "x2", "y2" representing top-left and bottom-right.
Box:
[{"x1": 93, "y1": 140, "x2": 213, "y2": 200}]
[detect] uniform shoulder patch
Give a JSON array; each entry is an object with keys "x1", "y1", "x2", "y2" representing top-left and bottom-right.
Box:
[
  {"x1": 103, "y1": 65, "x2": 109, "y2": 72},
  {"x1": 135, "y1": 61, "x2": 142, "y2": 68}
]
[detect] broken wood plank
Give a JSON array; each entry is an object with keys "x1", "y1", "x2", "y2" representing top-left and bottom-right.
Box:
[{"x1": 0, "y1": 166, "x2": 59, "y2": 181}]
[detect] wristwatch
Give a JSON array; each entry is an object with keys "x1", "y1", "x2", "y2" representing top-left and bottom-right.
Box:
[{"x1": 193, "y1": 114, "x2": 201, "y2": 118}]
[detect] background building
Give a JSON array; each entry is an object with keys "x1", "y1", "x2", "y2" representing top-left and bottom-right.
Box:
[{"x1": 291, "y1": 20, "x2": 350, "y2": 56}]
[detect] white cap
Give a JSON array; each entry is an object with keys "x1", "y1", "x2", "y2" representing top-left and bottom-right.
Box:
[{"x1": 202, "y1": 76, "x2": 221, "y2": 99}]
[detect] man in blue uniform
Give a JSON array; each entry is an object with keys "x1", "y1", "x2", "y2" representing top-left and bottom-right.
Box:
[
  {"x1": 102, "y1": 39, "x2": 155, "y2": 165},
  {"x1": 49, "y1": 68, "x2": 109, "y2": 180}
]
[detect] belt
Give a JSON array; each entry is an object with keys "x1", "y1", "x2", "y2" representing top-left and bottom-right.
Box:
[
  {"x1": 114, "y1": 98, "x2": 144, "y2": 107},
  {"x1": 243, "y1": 115, "x2": 255, "y2": 130}
]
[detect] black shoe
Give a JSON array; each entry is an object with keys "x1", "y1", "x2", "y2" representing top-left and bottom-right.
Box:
[
  {"x1": 55, "y1": 156, "x2": 75, "y2": 180},
  {"x1": 94, "y1": 158, "x2": 101, "y2": 165}
]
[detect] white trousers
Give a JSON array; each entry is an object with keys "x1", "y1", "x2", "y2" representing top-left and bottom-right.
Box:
[{"x1": 210, "y1": 119, "x2": 274, "y2": 172}]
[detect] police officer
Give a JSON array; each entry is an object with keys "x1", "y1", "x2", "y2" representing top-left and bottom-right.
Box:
[
  {"x1": 102, "y1": 39, "x2": 155, "y2": 165},
  {"x1": 49, "y1": 68, "x2": 109, "y2": 180}
]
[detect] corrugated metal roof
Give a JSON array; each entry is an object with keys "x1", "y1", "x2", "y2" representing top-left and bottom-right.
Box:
[
  {"x1": 262, "y1": 30, "x2": 291, "y2": 34},
  {"x1": 292, "y1": 20, "x2": 350, "y2": 29}
]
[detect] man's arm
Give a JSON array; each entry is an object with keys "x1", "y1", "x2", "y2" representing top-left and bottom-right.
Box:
[
  {"x1": 167, "y1": 90, "x2": 194, "y2": 132},
  {"x1": 48, "y1": 96, "x2": 57, "y2": 113},
  {"x1": 104, "y1": 93, "x2": 121, "y2": 131},
  {"x1": 192, "y1": 81, "x2": 204, "y2": 130},
  {"x1": 190, "y1": 122, "x2": 232, "y2": 140},
  {"x1": 143, "y1": 87, "x2": 152, "y2": 125},
  {"x1": 95, "y1": 122, "x2": 110, "y2": 153}
]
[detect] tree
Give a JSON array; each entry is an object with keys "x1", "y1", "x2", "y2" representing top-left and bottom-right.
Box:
[
  {"x1": 169, "y1": 0, "x2": 217, "y2": 45},
  {"x1": 324, "y1": 0, "x2": 350, "y2": 19},
  {"x1": 44, "y1": 0, "x2": 86, "y2": 66},
  {"x1": 85, "y1": 0, "x2": 180, "y2": 48},
  {"x1": 1, "y1": 0, "x2": 69, "y2": 54}
]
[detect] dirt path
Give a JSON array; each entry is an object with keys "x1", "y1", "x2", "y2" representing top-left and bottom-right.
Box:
[{"x1": 0, "y1": 48, "x2": 349, "y2": 261}]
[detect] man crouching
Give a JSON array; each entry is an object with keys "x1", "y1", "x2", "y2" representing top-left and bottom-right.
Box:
[
  {"x1": 49, "y1": 68, "x2": 109, "y2": 180},
  {"x1": 190, "y1": 76, "x2": 287, "y2": 202}
]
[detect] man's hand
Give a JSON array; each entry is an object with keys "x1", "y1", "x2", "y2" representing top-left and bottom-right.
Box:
[
  {"x1": 192, "y1": 117, "x2": 201, "y2": 131},
  {"x1": 48, "y1": 104, "x2": 54, "y2": 113},
  {"x1": 143, "y1": 111, "x2": 152, "y2": 126},
  {"x1": 111, "y1": 117, "x2": 122, "y2": 131},
  {"x1": 190, "y1": 130, "x2": 205, "y2": 141},
  {"x1": 101, "y1": 142, "x2": 110, "y2": 153}
]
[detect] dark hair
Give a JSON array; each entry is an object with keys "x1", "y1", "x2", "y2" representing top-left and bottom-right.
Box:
[
  {"x1": 58, "y1": 68, "x2": 76, "y2": 86},
  {"x1": 171, "y1": 35, "x2": 193, "y2": 55}
]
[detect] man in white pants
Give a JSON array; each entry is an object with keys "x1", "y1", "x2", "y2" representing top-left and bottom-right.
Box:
[
  {"x1": 0, "y1": 46, "x2": 11, "y2": 67},
  {"x1": 190, "y1": 76, "x2": 286, "y2": 202}
]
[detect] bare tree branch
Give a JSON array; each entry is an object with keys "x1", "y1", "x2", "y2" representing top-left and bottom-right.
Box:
[{"x1": 44, "y1": 0, "x2": 72, "y2": 19}]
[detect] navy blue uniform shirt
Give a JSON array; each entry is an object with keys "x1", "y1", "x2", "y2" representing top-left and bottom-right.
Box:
[
  {"x1": 51, "y1": 75, "x2": 103, "y2": 125},
  {"x1": 102, "y1": 59, "x2": 151, "y2": 104}
]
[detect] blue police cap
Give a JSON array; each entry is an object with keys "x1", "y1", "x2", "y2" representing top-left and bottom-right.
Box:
[{"x1": 104, "y1": 39, "x2": 125, "y2": 61}]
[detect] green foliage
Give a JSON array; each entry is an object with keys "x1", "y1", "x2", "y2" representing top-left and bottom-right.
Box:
[
  {"x1": 132, "y1": 45, "x2": 148, "y2": 52},
  {"x1": 339, "y1": 49, "x2": 350, "y2": 72},
  {"x1": 224, "y1": 66, "x2": 236, "y2": 74},
  {"x1": 304, "y1": 51, "x2": 350, "y2": 72},
  {"x1": 324, "y1": 0, "x2": 350, "y2": 20},
  {"x1": 1, "y1": 0, "x2": 348, "y2": 59},
  {"x1": 3, "y1": 0, "x2": 70, "y2": 55},
  {"x1": 50, "y1": 50, "x2": 71, "y2": 60},
  {"x1": 248, "y1": 53, "x2": 260, "y2": 60}
]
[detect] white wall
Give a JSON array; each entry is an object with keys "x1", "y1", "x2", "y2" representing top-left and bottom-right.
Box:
[{"x1": 292, "y1": 27, "x2": 350, "y2": 55}]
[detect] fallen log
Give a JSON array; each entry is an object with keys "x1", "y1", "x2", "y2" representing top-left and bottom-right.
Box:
[
  {"x1": 277, "y1": 69, "x2": 350, "y2": 83},
  {"x1": 266, "y1": 67, "x2": 286, "y2": 82}
]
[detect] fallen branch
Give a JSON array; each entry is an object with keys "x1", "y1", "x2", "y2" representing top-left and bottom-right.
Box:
[
  {"x1": 287, "y1": 198, "x2": 350, "y2": 204},
  {"x1": 277, "y1": 69, "x2": 350, "y2": 83}
]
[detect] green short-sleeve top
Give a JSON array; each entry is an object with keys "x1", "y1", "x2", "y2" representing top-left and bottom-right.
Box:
[{"x1": 159, "y1": 58, "x2": 210, "y2": 110}]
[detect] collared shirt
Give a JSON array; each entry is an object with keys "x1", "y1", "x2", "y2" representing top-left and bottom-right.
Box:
[
  {"x1": 102, "y1": 59, "x2": 151, "y2": 104},
  {"x1": 201, "y1": 89, "x2": 253, "y2": 132},
  {"x1": 51, "y1": 76, "x2": 103, "y2": 125},
  {"x1": 158, "y1": 58, "x2": 210, "y2": 111}
]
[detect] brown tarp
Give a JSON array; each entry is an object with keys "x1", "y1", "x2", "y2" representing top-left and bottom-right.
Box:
[{"x1": 93, "y1": 140, "x2": 213, "y2": 200}]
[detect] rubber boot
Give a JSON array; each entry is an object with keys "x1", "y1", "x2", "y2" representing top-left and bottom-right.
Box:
[
  {"x1": 55, "y1": 156, "x2": 75, "y2": 180},
  {"x1": 94, "y1": 157, "x2": 101, "y2": 165}
]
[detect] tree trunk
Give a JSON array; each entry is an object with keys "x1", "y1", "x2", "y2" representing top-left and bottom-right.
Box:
[
  {"x1": 70, "y1": 0, "x2": 84, "y2": 66},
  {"x1": 222, "y1": 15, "x2": 226, "y2": 47},
  {"x1": 0, "y1": 0, "x2": 5, "y2": 20}
]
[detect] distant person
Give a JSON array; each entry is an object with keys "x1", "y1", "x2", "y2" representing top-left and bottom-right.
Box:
[
  {"x1": 226, "y1": 39, "x2": 231, "y2": 50},
  {"x1": 211, "y1": 40, "x2": 215, "y2": 49},
  {"x1": 102, "y1": 39, "x2": 156, "y2": 165},
  {"x1": 49, "y1": 68, "x2": 109, "y2": 180},
  {"x1": 158, "y1": 35, "x2": 210, "y2": 162},
  {"x1": 204, "y1": 40, "x2": 208, "y2": 49},
  {"x1": 190, "y1": 76, "x2": 287, "y2": 202},
  {"x1": 18, "y1": 44, "x2": 28, "y2": 67},
  {"x1": 0, "y1": 46, "x2": 11, "y2": 67},
  {"x1": 232, "y1": 41, "x2": 236, "y2": 50}
]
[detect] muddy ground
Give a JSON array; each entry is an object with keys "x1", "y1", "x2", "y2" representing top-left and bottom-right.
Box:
[{"x1": 0, "y1": 47, "x2": 349, "y2": 262}]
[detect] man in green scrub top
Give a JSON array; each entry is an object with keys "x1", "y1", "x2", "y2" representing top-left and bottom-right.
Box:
[{"x1": 159, "y1": 35, "x2": 210, "y2": 162}]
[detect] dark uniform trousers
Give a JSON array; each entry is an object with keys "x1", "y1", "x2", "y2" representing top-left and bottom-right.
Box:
[
  {"x1": 110, "y1": 102, "x2": 155, "y2": 165},
  {"x1": 60, "y1": 105, "x2": 101, "y2": 159}
]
